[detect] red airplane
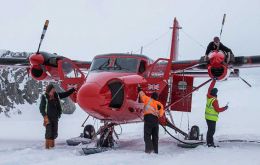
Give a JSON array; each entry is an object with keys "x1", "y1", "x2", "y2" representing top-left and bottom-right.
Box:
[{"x1": 1, "y1": 18, "x2": 260, "y2": 150}]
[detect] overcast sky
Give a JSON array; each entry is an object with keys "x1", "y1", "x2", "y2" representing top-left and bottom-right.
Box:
[{"x1": 0, "y1": 0, "x2": 259, "y2": 61}]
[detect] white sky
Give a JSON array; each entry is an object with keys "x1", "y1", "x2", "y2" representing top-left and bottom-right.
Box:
[{"x1": 0, "y1": 0, "x2": 259, "y2": 61}]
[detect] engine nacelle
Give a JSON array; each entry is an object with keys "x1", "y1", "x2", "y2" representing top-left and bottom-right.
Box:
[
  {"x1": 208, "y1": 64, "x2": 230, "y2": 80},
  {"x1": 207, "y1": 51, "x2": 230, "y2": 80},
  {"x1": 30, "y1": 65, "x2": 48, "y2": 80},
  {"x1": 30, "y1": 65, "x2": 60, "y2": 81}
]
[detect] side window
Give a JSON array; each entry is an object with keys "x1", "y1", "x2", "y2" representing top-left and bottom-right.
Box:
[
  {"x1": 61, "y1": 61, "x2": 81, "y2": 78},
  {"x1": 139, "y1": 60, "x2": 146, "y2": 74}
]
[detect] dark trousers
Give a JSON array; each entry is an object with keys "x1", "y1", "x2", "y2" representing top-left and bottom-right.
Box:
[
  {"x1": 45, "y1": 119, "x2": 58, "y2": 140},
  {"x1": 144, "y1": 114, "x2": 159, "y2": 154},
  {"x1": 206, "y1": 119, "x2": 216, "y2": 145}
]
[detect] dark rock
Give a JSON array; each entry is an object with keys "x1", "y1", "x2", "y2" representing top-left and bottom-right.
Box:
[{"x1": 0, "y1": 50, "x2": 76, "y2": 116}]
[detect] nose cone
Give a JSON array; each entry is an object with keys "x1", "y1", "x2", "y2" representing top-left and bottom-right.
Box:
[
  {"x1": 29, "y1": 53, "x2": 44, "y2": 65},
  {"x1": 209, "y1": 51, "x2": 225, "y2": 67},
  {"x1": 77, "y1": 82, "x2": 105, "y2": 116}
]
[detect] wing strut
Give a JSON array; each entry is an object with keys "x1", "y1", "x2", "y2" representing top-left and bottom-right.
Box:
[{"x1": 230, "y1": 68, "x2": 252, "y2": 87}]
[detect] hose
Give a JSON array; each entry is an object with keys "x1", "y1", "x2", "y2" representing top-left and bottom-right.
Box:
[
  {"x1": 160, "y1": 124, "x2": 205, "y2": 146},
  {"x1": 218, "y1": 139, "x2": 260, "y2": 144}
]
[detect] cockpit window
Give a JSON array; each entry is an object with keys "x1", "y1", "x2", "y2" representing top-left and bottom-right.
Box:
[
  {"x1": 90, "y1": 57, "x2": 138, "y2": 72},
  {"x1": 114, "y1": 58, "x2": 138, "y2": 72},
  {"x1": 90, "y1": 58, "x2": 110, "y2": 71}
]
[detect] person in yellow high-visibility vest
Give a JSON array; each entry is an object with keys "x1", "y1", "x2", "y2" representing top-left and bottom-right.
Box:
[
  {"x1": 138, "y1": 86, "x2": 164, "y2": 154},
  {"x1": 205, "y1": 79, "x2": 228, "y2": 147}
]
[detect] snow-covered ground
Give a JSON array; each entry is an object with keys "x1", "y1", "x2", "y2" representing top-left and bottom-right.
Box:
[{"x1": 0, "y1": 69, "x2": 260, "y2": 165}]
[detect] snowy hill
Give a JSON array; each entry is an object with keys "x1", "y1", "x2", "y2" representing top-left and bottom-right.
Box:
[
  {"x1": 0, "y1": 50, "x2": 29, "y2": 58},
  {"x1": 0, "y1": 69, "x2": 259, "y2": 165}
]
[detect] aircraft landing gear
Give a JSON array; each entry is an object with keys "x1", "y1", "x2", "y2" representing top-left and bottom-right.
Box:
[
  {"x1": 188, "y1": 125, "x2": 200, "y2": 140},
  {"x1": 82, "y1": 123, "x2": 117, "y2": 155},
  {"x1": 96, "y1": 123, "x2": 116, "y2": 148},
  {"x1": 67, "y1": 118, "x2": 118, "y2": 154},
  {"x1": 66, "y1": 124, "x2": 95, "y2": 146},
  {"x1": 82, "y1": 122, "x2": 116, "y2": 147},
  {"x1": 83, "y1": 124, "x2": 96, "y2": 139}
]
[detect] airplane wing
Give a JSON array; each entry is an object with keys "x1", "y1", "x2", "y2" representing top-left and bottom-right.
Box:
[
  {"x1": 172, "y1": 55, "x2": 260, "y2": 71},
  {"x1": 71, "y1": 60, "x2": 92, "y2": 71},
  {"x1": 0, "y1": 57, "x2": 30, "y2": 68},
  {"x1": 0, "y1": 52, "x2": 92, "y2": 103},
  {"x1": 0, "y1": 52, "x2": 92, "y2": 70},
  {"x1": 171, "y1": 55, "x2": 260, "y2": 78},
  {"x1": 167, "y1": 54, "x2": 260, "y2": 113}
]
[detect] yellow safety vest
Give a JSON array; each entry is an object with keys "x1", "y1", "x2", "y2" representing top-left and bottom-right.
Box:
[{"x1": 205, "y1": 97, "x2": 219, "y2": 121}]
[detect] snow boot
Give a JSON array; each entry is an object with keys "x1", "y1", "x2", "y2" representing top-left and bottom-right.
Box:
[
  {"x1": 45, "y1": 139, "x2": 51, "y2": 149},
  {"x1": 145, "y1": 149, "x2": 153, "y2": 154},
  {"x1": 50, "y1": 140, "x2": 55, "y2": 148},
  {"x1": 207, "y1": 143, "x2": 219, "y2": 148}
]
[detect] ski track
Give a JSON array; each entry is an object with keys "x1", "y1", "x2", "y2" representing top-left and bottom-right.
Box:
[{"x1": 0, "y1": 70, "x2": 260, "y2": 165}]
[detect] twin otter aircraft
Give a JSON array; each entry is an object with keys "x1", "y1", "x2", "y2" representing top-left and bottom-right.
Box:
[{"x1": 1, "y1": 18, "x2": 260, "y2": 152}]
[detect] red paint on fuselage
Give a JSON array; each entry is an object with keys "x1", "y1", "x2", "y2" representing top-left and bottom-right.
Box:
[
  {"x1": 77, "y1": 71, "x2": 146, "y2": 123},
  {"x1": 29, "y1": 53, "x2": 44, "y2": 65}
]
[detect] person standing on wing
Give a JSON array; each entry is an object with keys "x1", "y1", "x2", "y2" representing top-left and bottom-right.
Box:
[
  {"x1": 138, "y1": 86, "x2": 164, "y2": 154},
  {"x1": 40, "y1": 84, "x2": 76, "y2": 149},
  {"x1": 205, "y1": 78, "x2": 228, "y2": 147}
]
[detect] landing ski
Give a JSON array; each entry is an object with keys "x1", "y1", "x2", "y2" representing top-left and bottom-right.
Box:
[
  {"x1": 66, "y1": 136, "x2": 92, "y2": 146},
  {"x1": 177, "y1": 140, "x2": 205, "y2": 148},
  {"x1": 82, "y1": 147, "x2": 112, "y2": 155}
]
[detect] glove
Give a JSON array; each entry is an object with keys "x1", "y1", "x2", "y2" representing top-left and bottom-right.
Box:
[
  {"x1": 43, "y1": 115, "x2": 49, "y2": 126},
  {"x1": 137, "y1": 85, "x2": 142, "y2": 93},
  {"x1": 224, "y1": 105, "x2": 228, "y2": 110}
]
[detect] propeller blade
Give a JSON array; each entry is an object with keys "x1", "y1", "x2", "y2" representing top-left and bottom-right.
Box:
[
  {"x1": 230, "y1": 68, "x2": 252, "y2": 87},
  {"x1": 36, "y1": 20, "x2": 49, "y2": 54}
]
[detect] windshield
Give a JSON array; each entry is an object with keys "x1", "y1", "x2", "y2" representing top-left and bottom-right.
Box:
[
  {"x1": 90, "y1": 57, "x2": 138, "y2": 72},
  {"x1": 90, "y1": 57, "x2": 110, "y2": 71}
]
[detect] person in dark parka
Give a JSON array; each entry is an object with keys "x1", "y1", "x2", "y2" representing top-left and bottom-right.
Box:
[
  {"x1": 40, "y1": 84, "x2": 75, "y2": 149},
  {"x1": 204, "y1": 36, "x2": 234, "y2": 63}
]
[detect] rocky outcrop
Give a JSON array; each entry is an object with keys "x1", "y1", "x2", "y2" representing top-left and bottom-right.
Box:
[
  {"x1": 0, "y1": 50, "x2": 76, "y2": 117},
  {"x1": 0, "y1": 66, "x2": 43, "y2": 116}
]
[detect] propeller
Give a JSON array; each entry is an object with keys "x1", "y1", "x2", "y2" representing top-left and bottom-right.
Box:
[{"x1": 36, "y1": 20, "x2": 49, "y2": 54}]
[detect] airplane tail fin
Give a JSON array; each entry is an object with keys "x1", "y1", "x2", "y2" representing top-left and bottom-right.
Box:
[{"x1": 170, "y1": 18, "x2": 180, "y2": 61}]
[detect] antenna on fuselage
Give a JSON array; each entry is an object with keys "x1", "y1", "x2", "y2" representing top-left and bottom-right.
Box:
[{"x1": 140, "y1": 46, "x2": 143, "y2": 55}]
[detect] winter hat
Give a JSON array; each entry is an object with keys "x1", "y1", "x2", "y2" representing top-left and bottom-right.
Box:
[
  {"x1": 210, "y1": 88, "x2": 218, "y2": 97},
  {"x1": 46, "y1": 84, "x2": 55, "y2": 93},
  {"x1": 151, "y1": 92, "x2": 159, "y2": 100},
  {"x1": 213, "y1": 36, "x2": 220, "y2": 43}
]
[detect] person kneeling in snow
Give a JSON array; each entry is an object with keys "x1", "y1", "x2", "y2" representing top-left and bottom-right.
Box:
[
  {"x1": 205, "y1": 78, "x2": 228, "y2": 147},
  {"x1": 40, "y1": 84, "x2": 76, "y2": 149}
]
